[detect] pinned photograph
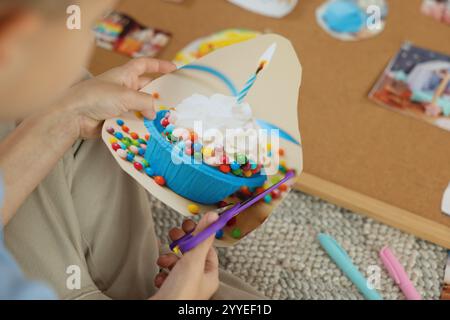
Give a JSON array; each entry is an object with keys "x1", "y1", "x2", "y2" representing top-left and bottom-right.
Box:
[
  {"x1": 316, "y1": 0, "x2": 388, "y2": 41},
  {"x1": 369, "y1": 43, "x2": 450, "y2": 131}
]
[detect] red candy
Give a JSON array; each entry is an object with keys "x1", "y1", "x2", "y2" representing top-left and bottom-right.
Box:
[
  {"x1": 134, "y1": 162, "x2": 143, "y2": 171},
  {"x1": 154, "y1": 176, "x2": 166, "y2": 186},
  {"x1": 226, "y1": 216, "x2": 237, "y2": 227},
  {"x1": 130, "y1": 132, "x2": 139, "y2": 140},
  {"x1": 279, "y1": 184, "x2": 288, "y2": 192},
  {"x1": 219, "y1": 164, "x2": 231, "y2": 173},
  {"x1": 145, "y1": 134, "x2": 150, "y2": 141},
  {"x1": 218, "y1": 201, "x2": 229, "y2": 208},
  {"x1": 161, "y1": 118, "x2": 169, "y2": 127},
  {"x1": 112, "y1": 143, "x2": 120, "y2": 151},
  {"x1": 122, "y1": 125, "x2": 130, "y2": 133},
  {"x1": 271, "y1": 189, "x2": 281, "y2": 199}
]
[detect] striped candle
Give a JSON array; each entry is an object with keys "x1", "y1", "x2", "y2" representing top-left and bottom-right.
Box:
[{"x1": 237, "y1": 43, "x2": 277, "y2": 104}]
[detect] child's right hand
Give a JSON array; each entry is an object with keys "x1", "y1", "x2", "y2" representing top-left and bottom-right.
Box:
[{"x1": 150, "y1": 212, "x2": 220, "y2": 300}]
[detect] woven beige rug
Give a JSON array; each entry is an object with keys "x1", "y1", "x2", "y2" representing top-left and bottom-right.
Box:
[{"x1": 150, "y1": 190, "x2": 447, "y2": 300}]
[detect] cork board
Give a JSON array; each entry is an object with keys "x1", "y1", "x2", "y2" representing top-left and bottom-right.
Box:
[{"x1": 89, "y1": 0, "x2": 450, "y2": 247}]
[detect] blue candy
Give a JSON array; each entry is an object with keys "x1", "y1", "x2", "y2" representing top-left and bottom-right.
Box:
[
  {"x1": 215, "y1": 229, "x2": 224, "y2": 239},
  {"x1": 193, "y1": 143, "x2": 203, "y2": 152},
  {"x1": 145, "y1": 167, "x2": 154, "y2": 177},
  {"x1": 114, "y1": 132, "x2": 124, "y2": 140},
  {"x1": 230, "y1": 162, "x2": 241, "y2": 171},
  {"x1": 126, "y1": 153, "x2": 135, "y2": 162},
  {"x1": 116, "y1": 119, "x2": 124, "y2": 126},
  {"x1": 138, "y1": 148, "x2": 145, "y2": 156}
]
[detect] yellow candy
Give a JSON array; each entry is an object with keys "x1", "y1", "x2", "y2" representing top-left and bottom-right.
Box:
[
  {"x1": 267, "y1": 143, "x2": 272, "y2": 152},
  {"x1": 158, "y1": 106, "x2": 169, "y2": 111},
  {"x1": 187, "y1": 204, "x2": 200, "y2": 215},
  {"x1": 173, "y1": 246, "x2": 180, "y2": 255},
  {"x1": 202, "y1": 147, "x2": 213, "y2": 157},
  {"x1": 110, "y1": 137, "x2": 118, "y2": 144},
  {"x1": 243, "y1": 170, "x2": 252, "y2": 177},
  {"x1": 280, "y1": 160, "x2": 287, "y2": 168}
]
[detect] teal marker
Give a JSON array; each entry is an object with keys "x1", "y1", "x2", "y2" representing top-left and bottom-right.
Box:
[{"x1": 318, "y1": 233, "x2": 383, "y2": 300}]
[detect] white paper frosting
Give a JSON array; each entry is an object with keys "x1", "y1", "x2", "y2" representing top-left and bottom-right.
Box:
[{"x1": 170, "y1": 94, "x2": 266, "y2": 164}]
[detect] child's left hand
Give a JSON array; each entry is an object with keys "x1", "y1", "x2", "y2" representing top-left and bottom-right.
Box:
[{"x1": 59, "y1": 57, "x2": 176, "y2": 139}]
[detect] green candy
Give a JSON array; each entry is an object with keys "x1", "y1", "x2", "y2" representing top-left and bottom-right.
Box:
[
  {"x1": 232, "y1": 169, "x2": 242, "y2": 176},
  {"x1": 141, "y1": 159, "x2": 149, "y2": 167},
  {"x1": 231, "y1": 228, "x2": 241, "y2": 239},
  {"x1": 131, "y1": 140, "x2": 140, "y2": 147}
]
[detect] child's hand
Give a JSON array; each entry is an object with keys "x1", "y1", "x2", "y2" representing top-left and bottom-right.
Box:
[
  {"x1": 151, "y1": 212, "x2": 220, "y2": 300},
  {"x1": 61, "y1": 58, "x2": 176, "y2": 139}
]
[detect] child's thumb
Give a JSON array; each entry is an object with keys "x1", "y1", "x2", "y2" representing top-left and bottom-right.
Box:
[
  {"x1": 188, "y1": 212, "x2": 219, "y2": 260},
  {"x1": 125, "y1": 90, "x2": 155, "y2": 119}
]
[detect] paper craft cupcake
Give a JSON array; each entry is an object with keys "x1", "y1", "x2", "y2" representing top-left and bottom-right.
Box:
[{"x1": 143, "y1": 44, "x2": 280, "y2": 205}]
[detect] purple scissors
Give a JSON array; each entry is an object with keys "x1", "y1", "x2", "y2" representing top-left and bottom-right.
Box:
[{"x1": 170, "y1": 170, "x2": 296, "y2": 254}]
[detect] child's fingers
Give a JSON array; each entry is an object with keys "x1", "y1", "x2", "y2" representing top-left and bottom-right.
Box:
[
  {"x1": 186, "y1": 212, "x2": 219, "y2": 261},
  {"x1": 157, "y1": 253, "x2": 179, "y2": 270},
  {"x1": 123, "y1": 90, "x2": 155, "y2": 119},
  {"x1": 154, "y1": 271, "x2": 169, "y2": 289},
  {"x1": 169, "y1": 227, "x2": 185, "y2": 242},
  {"x1": 168, "y1": 219, "x2": 196, "y2": 242},
  {"x1": 125, "y1": 58, "x2": 176, "y2": 77},
  {"x1": 181, "y1": 219, "x2": 196, "y2": 234},
  {"x1": 138, "y1": 76, "x2": 152, "y2": 90},
  {"x1": 205, "y1": 247, "x2": 219, "y2": 274}
]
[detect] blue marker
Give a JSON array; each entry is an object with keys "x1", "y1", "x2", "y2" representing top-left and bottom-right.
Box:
[{"x1": 317, "y1": 233, "x2": 383, "y2": 300}]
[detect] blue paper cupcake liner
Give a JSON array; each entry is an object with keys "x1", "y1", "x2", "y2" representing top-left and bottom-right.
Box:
[{"x1": 144, "y1": 111, "x2": 267, "y2": 204}]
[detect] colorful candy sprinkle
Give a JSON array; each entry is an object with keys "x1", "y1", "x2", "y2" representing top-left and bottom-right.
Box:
[
  {"x1": 116, "y1": 119, "x2": 124, "y2": 126},
  {"x1": 215, "y1": 229, "x2": 224, "y2": 239},
  {"x1": 106, "y1": 127, "x2": 115, "y2": 134},
  {"x1": 114, "y1": 132, "x2": 124, "y2": 140},
  {"x1": 145, "y1": 167, "x2": 154, "y2": 177},
  {"x1": 122, "y1": 125, "x2": 129, "y2": 133},
  {"x1": 117, "y1": 149, "x2": 128, "y2": 159},
  {"x1": 126, "y1": 153, "x2": 135, "y2": 162},
  {"x1": 154, "y1": 176, "x2": 166, "y2": 186},
  {"x1": 218, "y1": 201, "x2": 229, "y2": 208},
  {"x1": 219, "y1": 164, "x2": 231, "y2": 174},
  {"x1": 187, "y1": 204, "x2": 200, "y2": 215},
  {"x1": 130, "y1": 132, "x2": 139, "y2": 140},
  {"x1": 111, "y1": 143, "x2": 120, "y2": 151},
  {"x1": 134, "y1": 162, "x2": 143, "y2": 171},
  {"x1": 129, "y1": 145, "x2": 139, "y2": 155},
  {"x1": 231, "y1": 228, "x2": 241, "y2": 239},
  {"x1": 226, "y1": 216, "x2": 237, "y2": 227}
]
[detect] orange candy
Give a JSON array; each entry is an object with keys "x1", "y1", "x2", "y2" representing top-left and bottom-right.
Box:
[
  {"x1": 278, "y1": 148, "x2": 285, "y2": 156},
  {"x1": 190, "y1": 131, "x2": 198, "y2": 142},
  {"x1": 130, "y1": 132, "x2": 139, "y2": 140},
  {"x1": 279, "y1": 184, "x2": 288, "y2": 192},
  {"x1": 154, "y1": 176, "x2": 166, "y2": 186},
  {"x1": 219, "y1": 164, "x2": 231, "y2": 173},
  {"x1": 145, "y1": 134, "x2": 150, "y2": 141},
  {"x1": 122, "y1": 125, "x2": 130, "y2": 133},
  {"x1": 152, "y1": 92, "x2": 160, "y2": 99}
]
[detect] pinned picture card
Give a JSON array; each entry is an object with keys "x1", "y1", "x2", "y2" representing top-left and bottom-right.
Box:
[{"x1": 102, "y1": 34, "x2": 302, "y2": 247}]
